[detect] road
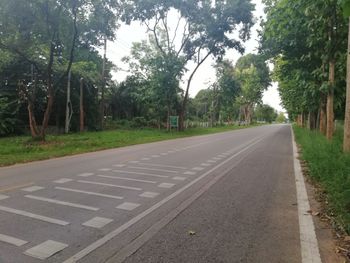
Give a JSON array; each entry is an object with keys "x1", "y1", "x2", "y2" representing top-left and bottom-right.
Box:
[{"x1": 0, "y1": 125, "x2": 317, "y2": 262}]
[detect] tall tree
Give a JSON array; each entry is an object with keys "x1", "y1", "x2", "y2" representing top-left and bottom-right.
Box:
[{"x1": 121, "y1": 0, "x2": 254, "y2": 130}]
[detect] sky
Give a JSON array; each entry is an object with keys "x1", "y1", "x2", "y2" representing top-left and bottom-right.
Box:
[{"x1": 105, "y1": 0, "x2": 285, "y2": 113}]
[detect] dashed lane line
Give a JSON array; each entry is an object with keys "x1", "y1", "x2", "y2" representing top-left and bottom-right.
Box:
[
  {"x1": 22, "y1": 186, "x2": 44, "y2": 192},
  {"x1": 0, "y1": 205, "x2": 69, "y2": 226},
  {"x1": 83, "y1": 217, "x2": 113, "y2": 229},
  {"x1": 136, "y1": 163, "x2": 187, "y2": 170},
  {"x1": 112, "y1": 170, "x2": 168, "y2": 179},
  {"x1": 0, "y1": 233, "x2": 28, "y2": 247},
  {"x1": 0, "y1": 194, "x2": 9, "y2": 200},
  {"x1": 139, "y1": 192, "x2": 159, "y2": 198},
  {"x1": 96, "y1": 174, "x2": 157, "y2": 184},
  {"x1": 116, "y1": 202, "x2": 140, "y2": 211},
  {"x1": 25, "y1": 195, "x2": 99, "y2": 211},
  {"x1": 55, "y1": 187, "x2": 123, "y2": 200},
  {"x1": 127, "y1": 166, "x2": 178, "y2": 174},
  {"x1": 54, "y1": 178, "x2": 73, "y2": 184},
  {"x1": 77, "y1": 180, "x2": 142, "y2": 191},
  {"x1": 24, "y1": 240, "x2": 68, "y2": 260}
]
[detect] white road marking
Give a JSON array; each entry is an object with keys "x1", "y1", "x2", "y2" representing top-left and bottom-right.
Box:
[
  {"x1": 62, "y1": 136, "x2": 265, "y2": 263},
  {"x1": 128, "y1": 166, "x2": 178, "y2": 174},
  {"x1": 136, "y1": 163, "x2": 187, "y2": 170},
  {"x1": 77, "y1": 180, "x2": 142, "y2": 191},
  {"x1": 0, "y1": 233, "x2": 27, "y2": 246},
  {"x1": 183, "y1": 171, "x2": 196, "y2": 175},
  {"x1": 112, "y1": 170, "x2": 168, "y2": 179},
  {"x1": 167, "y1": 151, "x2": 175, "y2": 153},
  {"x1": 291, "y1": 128, "x2": 322, "y2": 263},
  {"x1": 218, "y1": 155, "x2": 225, "y2": 158},
  {"x1": 98, "y1": 168, "x2": 112, "y2": 172},
  {"x1": 192, "y1": 167, "x2": 204, "y2": 171},
  {"x1": 207, "y1": 160, "x2": 216, "y2": 163},
  {"x1": 113, "y1": 164, "x2": 126, "y2": 168},
  {"x1": 201, "y1": 163, "x2": 211, "y2": 166},
  {"x1": 55, "y1": 187, "x2": 123, "y2": 200},
  {"x1": 213, "y1": 157, "x2": 221, "y2": 160},
  {"x1": 0, "y1": 205, "x2": 69, "y2": 226},
  {"x1": 77, "y1": 172, "x2": 94, "y2": 177},
  {"x1": 172, "y1": 176, "x2": 186, "y2": 181},
  {"x1": 24, "y1": 240, "x2": 68, "y2": 260},
  {"x1": 0, "y1": 194, "x2": 9, "y2": 200},
  {"x1": 96, "y1": 174, "x2": 157, "y2": 184},
  {"x1": 141, "y1": 158, "x2": 150, "y2": 161},
  {"x1": 54, "y1": 178, "x2": 73, "y2": 184},
  {"x1": 83, "y1": 217, "x2": 113, "y2": 229},
  {"x1": 25, "y1": 195, "x2": 99, "y2": 211},
  {"x1": 160, "y1": 153, "x2": 168, "y2": 156},
  {"x1": 158, "y1": 183, "x2": 175, "y2": 189},
  {"x1": 116, "y1": 202, "x2": 140, "y2": 211},
  {"x1": 128, "y1": 161, "x2": 139, "y2": 164},
  {"x1": 139, "y1": 192, "x2": 159, "y2": 198},
  {"x1": 22, "y1": 186, "x2": 44, "y2": 192},
  {"x1": 151, "y1": 155, "x2": 160, "y2": 158}
]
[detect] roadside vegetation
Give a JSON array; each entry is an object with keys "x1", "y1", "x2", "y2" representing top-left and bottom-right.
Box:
[
  {"x1": 293, "y1": 125, "x2": 350, "y2": 234},
  {"x1": 0, "y1": 124, "x2": 261, "y2": 167}
]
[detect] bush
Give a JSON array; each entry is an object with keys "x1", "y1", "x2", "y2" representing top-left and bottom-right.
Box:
[{"x1": 130, "y1": 117, "x2": 148, "y2": 128}]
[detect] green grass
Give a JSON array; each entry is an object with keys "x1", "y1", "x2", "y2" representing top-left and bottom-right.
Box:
[
  {"x1": 0, "y1": 125, "x2": 255, "y2": 167},
  {"x1": 293, "y1": 125, "x2": 350, "y2": 233}
]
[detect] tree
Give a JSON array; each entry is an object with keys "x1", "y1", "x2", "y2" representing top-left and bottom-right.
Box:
[
  {"x1": 234, "y1": 54, "x2": 271, "y2": 124},
  {"x1": 121, "y1": 0, "x2": 255, "y2": 130},
  {"x1": 254, "y1": 104, "x2": 277, "y2": 123},
  {"x1": 275, "y1": 112, "x2": 286, "y2": 123},
  {"x1": 0, "y1": 0, "x2": 119, "y2": 140}
]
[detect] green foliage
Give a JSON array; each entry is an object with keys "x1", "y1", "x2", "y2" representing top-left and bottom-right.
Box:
[
  {"x1": 254, "y1": 104, "x2": 277, "y2": 123},
  {"x1": 0, "y1": 97, "x2": 19, "y2": 136},
  {"x1": 275, "y1": 112, "x2": 286, "y2": 123},
  {"x1": 294, "y1": 125, "x2": 350, "y2": 233}
]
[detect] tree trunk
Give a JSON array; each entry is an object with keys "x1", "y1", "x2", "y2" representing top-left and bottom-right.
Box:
[
  {"x1": 344, "y1": 18, "x2": 350, "y2": 152},
  {"x1": 319, "y1": 98, "x2": 327, "y2": 135},
  {"x1": 65, "y1": 70, "x2": 72, "y2": 134},
  {"x1": 326, "y1": 60, "x2": 335, "y2": 140},
  {"x1": 100, "y1": 35, "x2": 107, "y2": 130}
]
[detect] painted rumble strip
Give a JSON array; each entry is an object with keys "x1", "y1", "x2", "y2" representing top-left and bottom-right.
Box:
[
  {"x1": 63, "y1": 135, "x2": 265, "y2": 263},
  {"x1": 137, "y1": 163, "x2": 187, "y2": 170},
  {"x1": 0, "y1": 233, "x2": 27, "y2": 246},
  {"x1": 291, "y1": 128, "x2": 322, "y2": 263},
  {"x1": 0, "y1": 205, "x2": 69, "y2": 226},
  {"x1": 25, "y1": 195, "x2": 99, "y2": 211},
  {"x1": 24, "y1": 240, "x2": 68, "y2": 260}
]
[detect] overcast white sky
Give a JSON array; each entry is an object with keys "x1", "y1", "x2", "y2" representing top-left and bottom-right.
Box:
[{"x1": 105, "y1": 0, "x2": 284, "y2": 113}]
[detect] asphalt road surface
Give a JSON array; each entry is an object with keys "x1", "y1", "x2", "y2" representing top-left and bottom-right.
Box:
[{"x1": 0, "y1": 125, "x2": 314, "y2": 262}]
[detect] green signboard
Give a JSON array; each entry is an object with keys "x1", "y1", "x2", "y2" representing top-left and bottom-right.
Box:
[{"x1": 169, "y1": 116, "x2": 179, "y2": 130}]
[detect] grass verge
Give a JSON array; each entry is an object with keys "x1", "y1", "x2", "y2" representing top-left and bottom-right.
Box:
[
  {"x1": 293, "y1": 125, "x2": 350, "y2": 233},
  {"x1": 0, "y1": 125, "x2": 255, "y2": 167}
]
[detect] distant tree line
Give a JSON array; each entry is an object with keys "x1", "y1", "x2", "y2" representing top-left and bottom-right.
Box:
[{"x1": 0, "y1": 0, "x2": 280, "y2": 140}]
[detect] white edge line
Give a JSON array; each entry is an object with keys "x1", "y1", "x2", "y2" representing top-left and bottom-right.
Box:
[
  {"x1": 291, "y1": 127, "x2": 322, "y2": 263},
  {"x1": 62, "y1": 135, "x2": 265, "y2": 263}
]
